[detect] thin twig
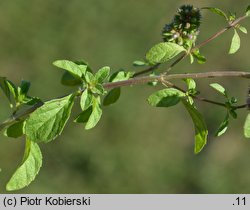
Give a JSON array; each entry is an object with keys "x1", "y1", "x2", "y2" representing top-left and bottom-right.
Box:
[
  {"x1": 161, "y1": 79, "x2": 227, "y2": 108},
  {"x1": 133, "y1": 64, "x2": 160, "y2": 77},
  {"x1": 194, "y1": 15, "x2": 248, "y2": 51},
  {"x1": 166, "y1": 53, "x2": 187, "y2": 72},
  {"x1": 0, "y1": 101, "x2": 44, "y2": 131},
  {"x1": 133, "y1": 14, "x2": 248, "y2": 77},
  {"x1": 161, "y1": 79, "x2": 248, "y2": 109},
  {"x1": 133, "y1": 52, "x2": 187, "y2": 77}
]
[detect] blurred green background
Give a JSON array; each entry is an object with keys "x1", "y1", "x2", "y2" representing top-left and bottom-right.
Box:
[{"x1": 1, "y1": 0, "x2": 250, "y2": 193}]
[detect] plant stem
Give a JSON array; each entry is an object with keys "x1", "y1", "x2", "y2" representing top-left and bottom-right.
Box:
[
  {"x1": 0, "y1": 71, "x2": 249, "y2": 130},
  {"x1": 0, "y1": 101, "x2": 44, "y2": 131},
  {"x1": 103, "y1": 71, "x2": 250, "y2": 89},
  {"x1": 161, "y1": 80, "x2": 247, "y2": 110},
  {"x1": 133, "y1": 63, "x2": 160, "y2": 77},
  {"x1": 133, "y1": 14, "x2": 248, "y2": 77},
  {"x1": 194, "y1": 15, "x2": 248, "y2": 51},
  {"x1": 133, "y1": 52, "x2": 187, "y2": 77},
  {"x1": 161, "y1": 80, "x2": 228, "y2": 108},
  {"x1": 166, "y1": 53, "x2": 187, "y2": 72}
]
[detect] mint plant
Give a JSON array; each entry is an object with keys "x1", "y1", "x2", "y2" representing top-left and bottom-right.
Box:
[{"x1": 1, "y1": 5, "x2": 250, "y2": 191}]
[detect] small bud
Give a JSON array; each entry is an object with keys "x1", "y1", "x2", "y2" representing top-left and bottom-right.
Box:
[
  {"x1": 185, "y1": 23, "x2": 191, "y2": 29},
  {"x1": 172, "y1": 33, "x2": 179, "y2": 39},
  {"x1": 188, "y1": 34, "x2": 194, "y2": 40}
]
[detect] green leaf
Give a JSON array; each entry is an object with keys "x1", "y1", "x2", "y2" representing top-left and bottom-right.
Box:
[
  {"x1": 238, "y1": 25, "x2": 248, "y2": 34},
  {"x1": 19, "y1": 80, "x2": 30, "y2": 96},
  {"x1": 246, "y1": 5, "x2": 250, "y2": 16},
  {"x1": 91, "y1": 83, "x2": 105, "y2": 95},
  {"x1": 109, "y1": 71, "x2": 134, "y2": 82},
  {"x1": 184, "y1": 78, "x2": 196, "y2": 90},
  {"x1": 189, "y1": 54, "x2": 194, "y2": 64},
  {"x1": 6, "y1": 138, "x2": 42, "y2": 191},
  {"x1": 61, "y1": 71, "x2": 82, "y2": 86},
  {"x1": 80, "y1": 90, "x2": 93, "y2": 111},
  {"x1": 17, "y1": 81, "x2": 31, "y2": 103},
  {"x1": 192, "y1": 50, "x2": 206, "y2": 64},
  {"x1": 146, "y1": 42, "x2": 186, "y2": 64},
  {"x1": 103, "y1": 88, "x2": 121, "y2": 106},
  {"x1": 244, "y1": 113, "x2": 250, "y2": 138},
  {"x1": 210, "y1": 83, "x2": 227, "y2": 96},
  {"x1": 95, "y1": 66, "x2": 110, "y2": 83},
  {"x1": 4, "y1": 120, "x2": 25, "y2": 138},
  {"x1": 229, "y1": 30, "x2": 241, "y2": 54},
  {"x1": 203, "y1": 7, "x2": 228, "y2": 20},
  {"x1": 74, "y1": 107, "x2": 93, "y2": 123},
  {"x1": 74, "y1": 60, "x2": 93, "y2": 73},
  {"x1": 25, "y1": 94, "x2": 75, "y2": 143},
  {"x1": 23, "y1": 97, "x2": 42, "y2": 106},
  {"x1": 0, "y1": 77, "x2": 18, "y2": 107},
  {"x1": 229, "y1": 109, "x2": 237, "y2": 119},
  {"x1": 85, "y1": 71, "x2": 95, "y2": 84},
  {"x1": 182, "y1": 100, "x2": 208, "y2": 154},
  {"x1": 215, "y1": 113, "x2": 229, "y2": 137},
  {"x1": 229, "y1": 12, "x2": 236, "y2": 22},
  {"x1": 53, "y1": 60, "x2": 86, "y2": 79},
  {"x1": 133, "y1": 60, "x2": 146, "y2": 67},
  {"x1": 85, "y1": 97, "x2": 102, "y2": 130},
  {"x1": 148, "y1": 88, "x2": 185, "y2": 107}
]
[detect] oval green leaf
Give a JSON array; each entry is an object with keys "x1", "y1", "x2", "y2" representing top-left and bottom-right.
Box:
[
  {"x1": 61, "y1": 71, "x2": 82, "y2": 86},
  {"x1": 74, "y1": 107, "x2": 93, "y2": 124},
  {"x1": 146, "y1": 42, "x2": 186, "y2": 64},
  {"x1": 210, "y1": 83, "x2": 227, "y2": 96},
  {"x1": 182, "y1": 100, "x2": 208, "y2": 154},
  {"x1": 215, "y1": 113, "x2": 229, "y2": 137},
  {"x1": 133, "y1": 60, "x2": 146, "y2": 67},
  {"x1": 80, "y1": 90, "x2": 93, "y2": 111},
  {"x1": 148, "y1": 88, "x2": 185, "y2": 107},
  {"x1": 53, "y1": 60, "x2": 87, "y2": 79},
  {"x1": 0, "y1": 77, "x2": 18, "y2": 107},
  {"x1": 238, "y1": 25, "x2": 248, "y2": 34},
  {"x1": 4, "y1": 120, "x2": 25, "y2": 138},
  {"x1": 25, "y1": 94, "x2": 75, "y2": 142},
  {"x1": 244, "y1": 113, "x2": 250, "y2": 138},
  {"x1": 6, "y1": 138, "x2": 42, "y2": 191},
  {"x1": 85, "y1": 97, "x2": 102, "y2": 130},
  {"x1": 95, "y1": 66, "x2": 110, "y2": 83},
  {"x1": 246, "y1": 5, "x2": 250, "y2": 16},
  {"x1": 109, "y1": 71, "x2": 134, "y2": 82},
  {"x1": 103, "y1": 88, "x2": 121, "y2": 106},
  {"x1": 229, "y1": 30, "x2": 241, "y2": 54}
]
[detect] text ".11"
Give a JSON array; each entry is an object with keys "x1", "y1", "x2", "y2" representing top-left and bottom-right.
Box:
[{"x1": 233, "y1": 197, "x2": 246, "y2": 206}]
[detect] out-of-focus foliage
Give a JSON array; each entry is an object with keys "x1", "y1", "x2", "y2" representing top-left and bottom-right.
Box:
[{"x1": 0, "y1": 0, "x2": 250, "y2": 193}]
